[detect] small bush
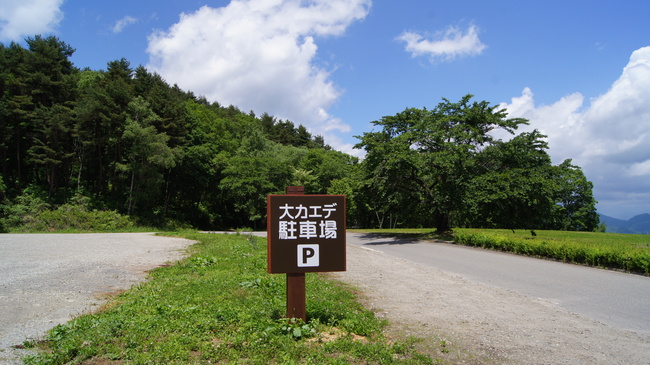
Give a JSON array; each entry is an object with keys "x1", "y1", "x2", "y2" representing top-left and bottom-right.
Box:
[
  {"x1": 3, "y1": 192, "x2": 135, "y2": 232},
  {"x1": 0, "y1": 188, "x2": 50, "y2": 230},
  {"x1": 23, "y1": 204, "x2": 134, "y2": 232}
]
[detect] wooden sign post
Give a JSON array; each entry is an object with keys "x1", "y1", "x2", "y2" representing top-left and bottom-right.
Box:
[
  {"x1": 285, "y1": 186, "x2": 306, "y2": 321},
  {"x1": 267, "y1": 187, "x2": 346, "y2": 321}
]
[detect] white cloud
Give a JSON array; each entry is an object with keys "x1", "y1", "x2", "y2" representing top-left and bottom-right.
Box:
[
  {"x1": 397, "y1": 24, "x2": 486, "y2": 62},
  {"x1": 499, "y1": 46, "x2": 650, "y2": 219},
  {"x1": 146, "y1": 0, "x2": 371, "y2": 150},
  {"x1": 112, "y1": 16, "x2": 138, "y2": 34},
  {"x1": 0, "y1": 0, "x2": 64, "y2": 41},
  {"x1": 496, "y1": 88, "x2": 585, "y2": 163}
]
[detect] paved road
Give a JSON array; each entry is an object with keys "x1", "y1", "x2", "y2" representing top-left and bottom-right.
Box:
[
  {"x1": 223, "y1": 230, "x2": 650, "y2": 334},
  {"x1": 0, "y1": 233, "x2": 193, "y2": 364},
  {"x1": 347, "y1": 232, "x2": 650, "y2": 335}
]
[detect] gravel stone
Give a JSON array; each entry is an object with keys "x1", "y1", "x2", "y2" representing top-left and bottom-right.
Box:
[{"x1": 0, "y1": 233, "x2": 194, "y2": 364}]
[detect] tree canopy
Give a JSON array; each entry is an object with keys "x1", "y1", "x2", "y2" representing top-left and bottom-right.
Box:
[
  {"x1": 355, "y1": 95, "x2": 599, "y2": 232},
  {"x1": 1, "y1": 35, "x2": 599, "y2": 232}
]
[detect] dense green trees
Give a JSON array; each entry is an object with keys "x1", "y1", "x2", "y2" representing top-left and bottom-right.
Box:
[
  {"x1": 1, "y1": 35, "x2": 599, "y2": 232},
  {"x1": 0, "y1": 36, "x2": 338, "y2": 230},
  {"x1": 356, "y1": 95, "x2": 527, "y2": 231},
  {"x1": 1, "y1": 36, "x2": 78, "y2": 194},
  {"x1": 356, "y1": 96, "x2": 599, "y2": 232}
]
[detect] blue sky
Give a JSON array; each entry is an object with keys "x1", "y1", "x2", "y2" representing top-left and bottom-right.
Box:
[{"x1": 2, "y1": 0, "x2": 649, "y2": 220}]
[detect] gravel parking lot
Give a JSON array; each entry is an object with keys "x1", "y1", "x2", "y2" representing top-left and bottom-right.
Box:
[{"x1": 0, "y1": 233, "x2": 194, "y2": 364}]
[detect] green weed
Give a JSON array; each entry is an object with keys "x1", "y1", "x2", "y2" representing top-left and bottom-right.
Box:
[{"x1": 25, "y1": 232, "x2": 435, "y2": 364}]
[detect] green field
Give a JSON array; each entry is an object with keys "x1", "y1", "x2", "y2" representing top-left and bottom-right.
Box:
[
  {"x1": 351, "y1": 228, "x2": 650, "y2": 276},
  {"x1": 24, "y1": 232, "x2": 437, "y2": 364}
]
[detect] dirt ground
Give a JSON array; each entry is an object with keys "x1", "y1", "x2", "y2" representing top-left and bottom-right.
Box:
[{"x1": 332, "y1": 244, "x2": 650, "y2": 365}]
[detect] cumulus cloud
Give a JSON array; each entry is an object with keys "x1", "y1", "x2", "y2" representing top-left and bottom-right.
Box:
[
  {"x1": 495, "y1": 87, "x2": 585, "y2": 162},
  {"x1": 498, "y1": 46, "x2": 650, "y2": 219},
  {"x1": 396, "y1": 24, "x2": 486, "y2": 62},
  {"x1": 146, "y1": 0, "x2": 371, "y2": 152},
  {"x1": 112, "y1": 16, "x2": 138, "y2": 34},
  {"x1": 0, "y1": 0, "x2": 64, "y2": 41}
]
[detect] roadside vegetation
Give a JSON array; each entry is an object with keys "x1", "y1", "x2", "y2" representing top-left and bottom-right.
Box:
[
  {"x1": 23, "y1": 232, "x2": 438, "y2": 364},
  {"x1": 0, "y1": 191, "x2": 192, "y2": 233},
  {"x1": 454, "y1": 229, "x2": 650, "y2": 275},
  {"x1": 1, "y1": 192, "x2": 135, "y2": 232},
  {"x1": 351, "y1": 228, "x2": 650, "y2": 276}
]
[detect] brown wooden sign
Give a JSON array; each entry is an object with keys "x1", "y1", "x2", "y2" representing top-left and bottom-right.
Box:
[{"x1": 267, "y1": 194, "x2": 346, "y2": 274}]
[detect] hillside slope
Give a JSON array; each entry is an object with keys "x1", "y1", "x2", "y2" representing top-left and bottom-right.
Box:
[{"x1": 600, "y1": 213, "x2": 650, "y2": 234}]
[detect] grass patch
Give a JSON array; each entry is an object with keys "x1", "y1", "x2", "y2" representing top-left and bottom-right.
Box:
[
  {"x1": 352, "y1": 228, "x2": 650, "y2": 276},
  {"x1": 24, "y1": 232, "x2": 437, "y2": 364}
]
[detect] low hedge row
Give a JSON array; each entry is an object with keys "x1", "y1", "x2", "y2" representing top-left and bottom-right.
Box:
[{"x1": 453, "y1": 230, "x2": 650, "y2": 275}]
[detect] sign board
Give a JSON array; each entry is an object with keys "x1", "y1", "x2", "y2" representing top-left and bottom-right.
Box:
[{"x1": 267, "y1": 195, "x2": 346, "y2": 273}]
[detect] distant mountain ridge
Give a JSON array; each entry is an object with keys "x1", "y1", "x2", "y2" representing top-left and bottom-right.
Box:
[{"x1": 600, "y1": 213, "x2": 650, "y2": 234}]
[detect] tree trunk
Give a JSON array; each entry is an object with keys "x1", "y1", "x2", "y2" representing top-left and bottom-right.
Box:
[
  {"x1": 435, "y1": 211, "x2": 451, "y2": 233},
  {"x1": 47, "y1": 165, "x2": 55, "y2": 199},
  {"x1": 127, "y1": 170, "x2": 135, "y2": 215},
  {"x1": 15, "y1": 135, "x2": 22, "y2": 190},
  {"x1": 375, "y1": 211, "x2": 384, "y2": 229}
]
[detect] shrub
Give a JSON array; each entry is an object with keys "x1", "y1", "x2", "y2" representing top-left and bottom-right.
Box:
[
  {"x1": 0, "y1": 188, "x2": 50, "y2": 231},
  {"x1": 4, "y1": 193, "x2": 134, "y2": 232},
  {"x1": 25, "y1": 204, "x2": 134, "y2": 231}
]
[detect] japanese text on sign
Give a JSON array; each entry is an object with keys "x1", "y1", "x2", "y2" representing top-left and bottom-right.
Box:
[
  {"x1": 278, "y1": 203, "x2": 338, "y2": 240},
  {"x1": 267, "y1": 194, "x2": 345, "y2": 273}
]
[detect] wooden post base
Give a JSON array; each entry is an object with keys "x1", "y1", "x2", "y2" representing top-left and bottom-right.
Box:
[{"x1": 286, "y1": 273, "x2": 306, "y2": 321}]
